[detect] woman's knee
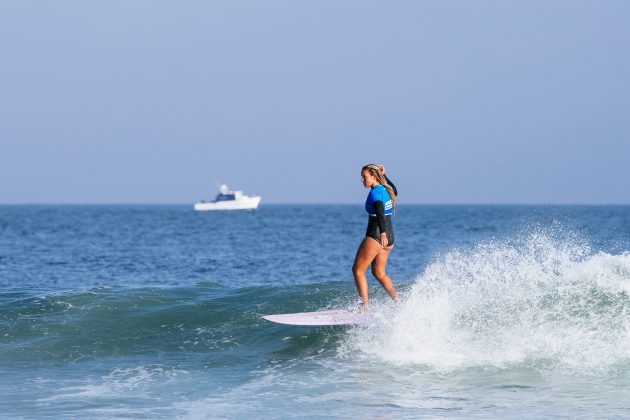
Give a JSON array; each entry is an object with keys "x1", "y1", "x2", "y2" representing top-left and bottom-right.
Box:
[
  {"x1": 352, "y1": 261, "x2": 365, "y2": 276},
  {"x1": 371, "y1": 266, "x2": 386, "y2": 280}
]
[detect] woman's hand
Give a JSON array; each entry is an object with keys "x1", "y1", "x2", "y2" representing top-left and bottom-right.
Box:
[{"x1": 380, "y1": 232, "x2": 388, "y2": 248}]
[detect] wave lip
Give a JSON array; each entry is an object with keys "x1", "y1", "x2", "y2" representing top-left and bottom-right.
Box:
[{"x1": 347, "y1": 234, "x2": 630, "y2": 373}]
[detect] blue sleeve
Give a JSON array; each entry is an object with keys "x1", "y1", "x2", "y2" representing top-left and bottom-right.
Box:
[{"x1": 369, "y1": 189, "x2": 380, "y2": 204}]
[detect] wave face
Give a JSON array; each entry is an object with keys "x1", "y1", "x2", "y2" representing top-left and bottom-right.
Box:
[
  {"x1": 0, "y1": 282, "x2": 352, "y2": 365},
  {"x1": 345, "y1": 234, "x2": 630, "y2": 373}
]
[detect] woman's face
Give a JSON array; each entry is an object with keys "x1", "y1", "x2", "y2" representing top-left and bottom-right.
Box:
[{"x1": 361, "y1": 169, "x2": 376, "y2": 188}]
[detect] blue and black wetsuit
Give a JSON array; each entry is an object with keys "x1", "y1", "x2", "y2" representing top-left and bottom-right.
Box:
[{"x1": 365, "y1": 175, "x2": 397, "y2": 246}]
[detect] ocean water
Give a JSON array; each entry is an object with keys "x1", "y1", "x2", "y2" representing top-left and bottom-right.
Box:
[{"x1": 1, "y1": 204, "x2": 629, "y2": 418}]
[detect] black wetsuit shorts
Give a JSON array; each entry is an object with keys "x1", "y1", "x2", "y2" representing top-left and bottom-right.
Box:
[{"x1": 366, "y1": 214, "x2": 395, "y2": 246}]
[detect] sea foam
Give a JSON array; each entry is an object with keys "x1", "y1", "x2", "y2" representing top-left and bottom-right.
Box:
[{"x1": 345, "y1": 233, "x2": 630, "y2": 373}]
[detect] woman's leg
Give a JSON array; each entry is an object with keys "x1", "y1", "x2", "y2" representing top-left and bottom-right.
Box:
[
  {"x1": 371, "y1": 245, "x2": 398, "y2": 300},
  {"x1": 352, "y1": 237, "x2": 382, "y2": 308}
]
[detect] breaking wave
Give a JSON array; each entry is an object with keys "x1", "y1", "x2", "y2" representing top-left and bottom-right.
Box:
[{"x1": 345, "y1": 233, "x2": 630, "y2": 373}]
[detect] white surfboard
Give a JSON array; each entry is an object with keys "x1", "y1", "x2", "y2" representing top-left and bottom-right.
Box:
[{"x1": 263, "y1": 309, "x2": 371, "y2": 326}]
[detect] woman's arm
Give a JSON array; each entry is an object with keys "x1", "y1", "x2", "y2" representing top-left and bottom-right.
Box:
[
  {"x1": 384, "y1": 174, "x2": 397, "y2": 197},
  {"x1": 372, "y1": 201, "x2": 389, "y2": 247}
]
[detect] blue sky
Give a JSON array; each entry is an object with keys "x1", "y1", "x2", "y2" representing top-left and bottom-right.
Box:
[{"x1": 1, "y1": 1, "x2": 629, "y2": 204}]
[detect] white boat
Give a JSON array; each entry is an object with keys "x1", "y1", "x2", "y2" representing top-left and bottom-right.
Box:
[{"x1": 194, "y1": 184, "x2": 261, "y2": 211}]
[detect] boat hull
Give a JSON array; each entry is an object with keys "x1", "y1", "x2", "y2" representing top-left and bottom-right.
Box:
[{"x1": 194, "y1": 196, "x2": 261, "y2": 211}]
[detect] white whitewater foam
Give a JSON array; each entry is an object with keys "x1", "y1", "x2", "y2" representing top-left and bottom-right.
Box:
[{"x1": 343, "y1": 233, "x2": 630, "y2": 373}]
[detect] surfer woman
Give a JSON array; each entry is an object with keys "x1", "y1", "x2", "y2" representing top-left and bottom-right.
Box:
[{"x1": 352, "y1": 164, "x2": 398, "y2": 310}]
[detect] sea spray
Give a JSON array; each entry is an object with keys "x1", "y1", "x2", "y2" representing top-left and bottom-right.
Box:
[{"x1": 344, "y1": 233, "x2": 630, "y2": 373}]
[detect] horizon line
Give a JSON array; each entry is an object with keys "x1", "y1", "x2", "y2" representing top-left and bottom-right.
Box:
[{"x1": 1, "y1": 202, "x2": 629, "y2": 207}]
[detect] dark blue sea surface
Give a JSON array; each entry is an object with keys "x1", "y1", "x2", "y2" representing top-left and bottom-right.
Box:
[{"x1": 1, "y1": 205, "x2": 629, "y2": 418}]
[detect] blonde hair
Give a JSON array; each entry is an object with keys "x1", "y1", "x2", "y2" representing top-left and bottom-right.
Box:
[{"x1": 362, "y1": 164, "x2": 396, "y2": 210}]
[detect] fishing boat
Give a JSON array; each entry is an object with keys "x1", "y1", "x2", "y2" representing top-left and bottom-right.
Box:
[{"x1": 194, "y1": 184, "x2": 261, "y2": 211}]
